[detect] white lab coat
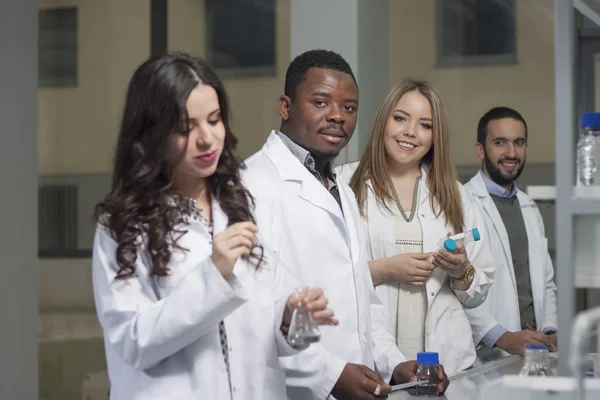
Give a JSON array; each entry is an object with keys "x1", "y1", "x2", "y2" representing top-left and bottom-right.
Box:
[
  {"x1": 463, "y1": 172, "x2": 558, "y2": 354},
  {"x1": 242, "y1": 132, "x2": 407, "y2": 400},
  {"x1": 336, "y1": 161, "x2": 495, "y2": 374},
  {"x1": 92, "y1": 197, "x2": 297, "y2": 400}
]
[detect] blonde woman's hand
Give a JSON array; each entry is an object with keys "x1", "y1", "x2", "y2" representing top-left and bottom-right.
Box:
[
  {"x1": 431, "y1": 232, "x2": 470, "y2": 279},
  {"x1": 211, "y1": 221, "x2": 258, "y2": 279},
  {"x1": 384, "y1": 253, "x2": 435, "y2": 286}
]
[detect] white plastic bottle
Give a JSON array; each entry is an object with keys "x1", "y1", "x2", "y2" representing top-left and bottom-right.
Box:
[{"x1": 427, "y1": 228, "x2": 480, "y2": 262}]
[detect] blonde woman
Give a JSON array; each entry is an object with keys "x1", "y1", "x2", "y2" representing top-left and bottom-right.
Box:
[{"x1": 337, "y1": 79, "x2": 495, "y2": 373}]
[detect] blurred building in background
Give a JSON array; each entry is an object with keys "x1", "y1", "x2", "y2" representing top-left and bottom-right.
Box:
[{"x1": 7, "y1": 0, "x2": 574, "y2": 398}]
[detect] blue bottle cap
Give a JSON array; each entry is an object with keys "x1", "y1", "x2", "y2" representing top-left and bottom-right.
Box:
[
  {"x1": 581, "y1": 112, "x2": 600, "y2": 129},
  {"x1": 471, "y1": 228, "x2": 481, "y2": 241},
  {"x1": 526, "y1": 344, "x2": 548, "y2": 350},
  {"x1": 443, "y1": 238, "x2": 457, "y2": 252},
  {"x1": 417, "y1": 352, "x2": 439, "y2": 365}
]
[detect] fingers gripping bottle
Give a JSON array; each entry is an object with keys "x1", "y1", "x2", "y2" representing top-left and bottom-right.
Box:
[{"x1": 426, "y1": 228, "x2": 481, "y2": 262}]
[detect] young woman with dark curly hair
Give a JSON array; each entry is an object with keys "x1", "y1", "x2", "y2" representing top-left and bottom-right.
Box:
[{"x1": 92, "y1": 52, "x2": 337, "y2": 400}]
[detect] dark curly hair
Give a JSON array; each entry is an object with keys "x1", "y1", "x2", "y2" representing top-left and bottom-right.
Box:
[{"x1": 94, "y1": 52, "x2": 261, "y2": 279}]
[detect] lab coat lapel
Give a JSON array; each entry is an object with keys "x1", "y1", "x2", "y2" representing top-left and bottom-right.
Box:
[
  {"x1": 365, "y1": 180, "x2": 401, "y2": 326},
  {"x1": 262, "y1": 131, "x2": 345, "y2": 221},
  {"x1": 338, "y1": 183, "x2": 361, "y2": 263},
  {"x1": 417, "y1": 168, "x2": 446, "y2": 308},
  {"x1": 211, "y1": 197, "x2": 228, "y2": 235},
  {"x1": 468, "y1": 173, "x2": 517, "y2": 288}
]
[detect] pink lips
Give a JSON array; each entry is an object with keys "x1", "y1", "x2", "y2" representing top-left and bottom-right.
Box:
[{"x1": 195, "y1": 151, "x2": 217, "y2": 164}]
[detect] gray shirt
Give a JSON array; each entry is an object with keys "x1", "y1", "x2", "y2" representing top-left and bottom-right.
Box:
[{"x1": 491, "y1": 194, "x2": 536, "y2": 330}]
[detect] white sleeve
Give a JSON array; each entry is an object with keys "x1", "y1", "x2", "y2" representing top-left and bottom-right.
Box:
[
  {"x1": 451, "y1": 186, "x2": 496, "y2": 308},
  {"x1": 92, "y1": 226, "x2": 248, "y2": 370}
]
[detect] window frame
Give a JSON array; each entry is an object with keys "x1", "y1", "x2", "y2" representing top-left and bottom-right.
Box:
[
  {"x1": 38, "y1": 6, "x2": 78, "y2": 88},
  {"x1": 435, "y1": 0, "x2": 518, "y2": 68},
  {"x1": 204, "y1": 0, "x2": 277, "y2": 78}
]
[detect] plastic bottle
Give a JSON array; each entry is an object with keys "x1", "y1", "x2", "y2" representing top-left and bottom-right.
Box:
[
  {"x1": 518, "y1": 345, "x2": 553, "y2": 376},
  {"x1": 415, "y1": 352, "x2": 440, "y2": 397},
  {"x1": 427, "y1": 228, "x2": 480, "y2": 262},
  {"x1": 577, "y1": 112, "x2": 600, "y2": 186}
]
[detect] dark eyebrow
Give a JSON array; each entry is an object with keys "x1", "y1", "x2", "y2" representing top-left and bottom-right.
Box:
[
  {"x1": 493, "y1": 136, "x2": 527, "y2": 141},
  {"x1": 393, "y1": 108, "x2": 432, "y2": 122},
  {"x1": 311, "y1": 91, "x2": 358, "y2": 105}
]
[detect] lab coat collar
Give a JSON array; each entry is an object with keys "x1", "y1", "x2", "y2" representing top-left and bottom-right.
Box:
[
  {"x1": 262, "y1": 131, "x2": 343, "y2": 219},
  {"x1": 363, "y1": 164, "x2": 430, "y2": 210}
]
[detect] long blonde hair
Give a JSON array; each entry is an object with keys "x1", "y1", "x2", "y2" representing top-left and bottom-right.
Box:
[{"x1": 349, "y1": 79, "x2": 464, "y2": 233}]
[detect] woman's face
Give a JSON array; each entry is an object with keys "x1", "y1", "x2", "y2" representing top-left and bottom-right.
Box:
[
  {"x1": 171, "y1": 83, "x2": 226, "y2": 184},
  {"x1": 383, "y1": 90, "x2": 434, "y2": 170}
]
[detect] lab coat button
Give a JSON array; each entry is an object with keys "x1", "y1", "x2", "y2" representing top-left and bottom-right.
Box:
[
  {"x1": 362, "y1": 333, "x2": 367, "y2": 344},
  {"x1": 430, "y1": 292, "x2": 435, "y2": 296}
]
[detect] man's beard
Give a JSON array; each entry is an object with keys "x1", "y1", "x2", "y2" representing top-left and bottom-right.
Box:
[
  {"x1": 310, "y1": 148, "x2": 342, "y2": 162},
  {"x1": 484, "y1": 150, "x2": 526, "y2": 188}
]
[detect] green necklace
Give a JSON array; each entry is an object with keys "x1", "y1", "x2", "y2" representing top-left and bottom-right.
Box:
[{"x1": 391, "y1": 175, "x2": 421, "y2": 223}]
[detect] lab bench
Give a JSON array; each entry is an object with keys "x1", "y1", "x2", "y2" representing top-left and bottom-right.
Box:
[{"x1": 390, "y1": 354, "x2": 527, "y2": 399}]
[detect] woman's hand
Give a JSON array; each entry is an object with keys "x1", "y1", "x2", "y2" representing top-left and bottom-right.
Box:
[
  {"x1": 372, "y1": 253, "x2": 435, "y2": 286},
  {"x1": 282, "y1": 288, "x2": 339, "y2": 329},
  {"x1": 431, "y1": 232, "x2": 470, "y2": 280},
  {"x1": 211, "y1": 221, "x2": 258, "y2": 279}
]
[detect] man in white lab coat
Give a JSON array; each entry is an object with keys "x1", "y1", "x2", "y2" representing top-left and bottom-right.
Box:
[
  {"x1": 464, "y1": 107, "x2": 558, "y2": 359},
  {"x1": 243, "y1": 50, "x2": 449, "y2": 399}
]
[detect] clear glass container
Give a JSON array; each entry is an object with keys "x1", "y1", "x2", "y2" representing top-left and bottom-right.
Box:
[
  {"x1": 415, "y1": 352, "x2": 440, "y2": 397},
  {"x1": 286, "y1": 288, "x2": 320, "y2": 348},
  {"x1": 518, "y1": 345, "x2": 553, "y2": 376}
]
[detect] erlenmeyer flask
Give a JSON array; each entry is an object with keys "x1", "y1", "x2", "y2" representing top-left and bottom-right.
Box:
[{"x1": 287, "y1": 288, "x2": 321, "y2": 347}]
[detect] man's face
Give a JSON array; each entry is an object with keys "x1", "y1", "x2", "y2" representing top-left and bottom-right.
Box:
[
  {"x1": 279, "y1": 67, "x2": 359, "y2": 160},
  {"x1": 476, "y1": 117, "x2": 527, "y2": 188}
]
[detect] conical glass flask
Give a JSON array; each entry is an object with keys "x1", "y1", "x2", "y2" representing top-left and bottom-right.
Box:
[{"x1": 287, "y1": 288, "x2": 321, "y2": 347}]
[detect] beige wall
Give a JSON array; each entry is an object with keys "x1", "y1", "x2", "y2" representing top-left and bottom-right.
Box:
[
  {"x1": 389, "y1": 0, "x2": 555, "y2": 165},
  {"x1": 39, "y1": 0, "x2": 556, "y2": 175},
  {"x1": 39, "y1": 0, "x2": 150, "y2": 175},
  {"x1": 168, "y1": 0, "x2": 290, "y2": 160}
]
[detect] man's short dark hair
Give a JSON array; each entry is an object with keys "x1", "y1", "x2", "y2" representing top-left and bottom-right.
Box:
[
  {"x1": 284, "y1": 49, "x2": 357, "y2": 99},
  {"x1": 477, "y1": 107, "x2": 528, "y2": 145}
]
